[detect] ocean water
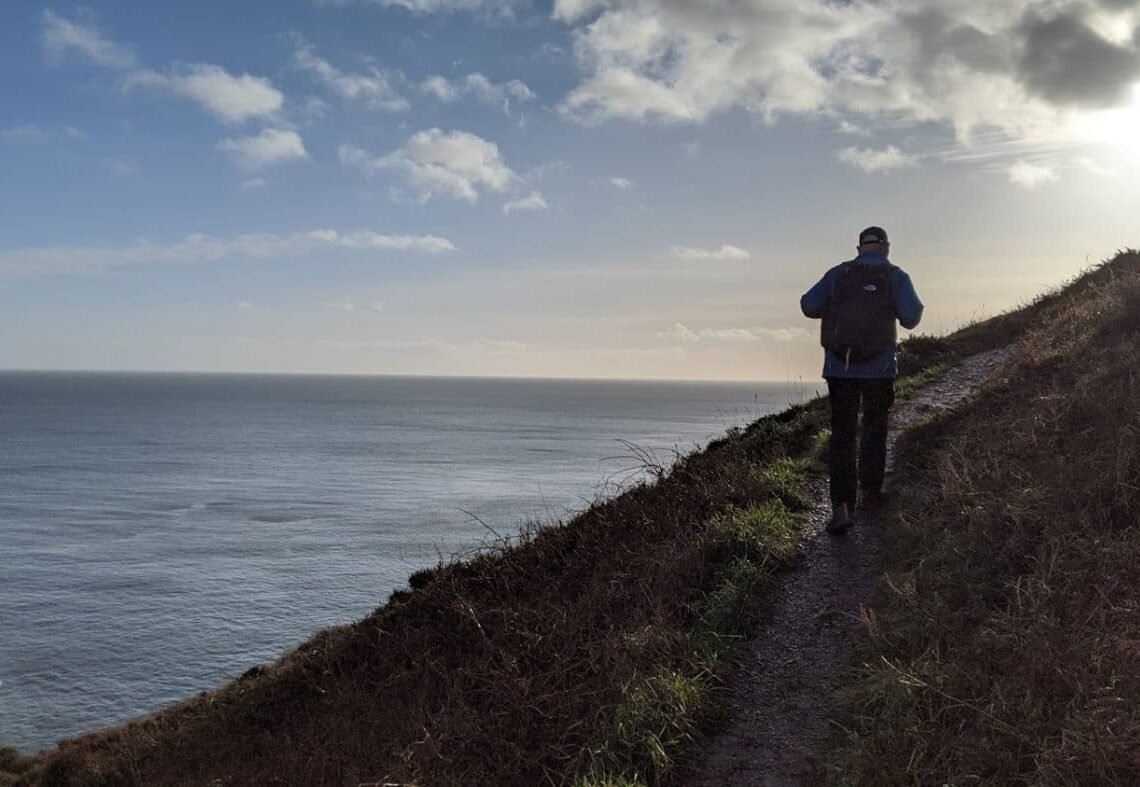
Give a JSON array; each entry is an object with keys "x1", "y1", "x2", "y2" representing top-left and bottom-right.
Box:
[{"x1": 0, "y1": 371, "x2": 818, "y2": 752}]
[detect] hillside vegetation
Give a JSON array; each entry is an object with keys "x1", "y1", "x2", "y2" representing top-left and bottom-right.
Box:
[
  {"x1": 835, "y1": 249, "x2": 1140, "y2": 784},
  {"x1": 3, "y1": 362, "x2": 833, "y2": 786},
  {"x1": 4, "y1": 249, "x2": 1137, "y2": 786}
]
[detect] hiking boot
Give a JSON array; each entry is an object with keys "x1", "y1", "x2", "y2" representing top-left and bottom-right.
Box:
[{"x1": 826, "y1": 503, "x2": 853, "y2": 535}]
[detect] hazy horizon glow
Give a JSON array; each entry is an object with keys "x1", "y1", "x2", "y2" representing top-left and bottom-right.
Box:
[{"x1": 2, "y1": 0, "x2": 1138, "y2": 380}]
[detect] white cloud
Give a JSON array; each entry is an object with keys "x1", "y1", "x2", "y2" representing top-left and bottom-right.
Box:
[
  {"x1": 0, "y1": 229, "x2": 456, "y2": 278},
  {"x1": 340, "y1": 128, "x2": 518, "y2": 202},
  {"x1": 670, "y1": 245, "x2": 751, "y2": 261},
  {"x1": 553, "y1": 0, "x2": 605, "y2": 22},
  {"x1": 837, "y1": 120, "x2": 870, "y2": 136},
  {"x1": 241, "y1": 178, "x2": 268, "y2": 189},
  {"x1": 755, "y1": 327, "x2": 811, "y2": 343},
  {"x1": 324, "y1": 302, "x2": 358, "y2": 312},
  {"x1": 658, "y1": 322, "x2": 699, "y2": 343},
  {"x1": 126, "y1": 64, "x2": 284, "y2": 125},
  {"x1": 42, "y1": 9, "x2": 135, "y2": 69},
  {"x1": 1008, "y1": 159, "x2": 1058, "y2": 189},
  {"x1": 2, "y1": 124, "x2": 87, "y2": 143},
  {"x1": 1072, "y1": 156, "x2": 1116, "y2": 177},
  {"x1": 420, "y1": 76, "x2": 458, "y2": 101},
  {"x1": 218, "y1": 129, "x2": 308, "y2": 169},
  {"x1": 1, "y1": 125, "x2": 48, "y2": 143},
  {"x1": 657, "y1": 322, "x2": 809, "y2": 344},
  {"x1": 503, "y1": 191, "x2": 549, "y2": 214},
  {"x1": 554, "y1": 0, "x2": 1140, "y2": 162},
  {"x1": 314, "y1": 0, "x2": 521, "y2": 14},
  {"x1": 610, "y1": 176, "x2": 633, "y2": 190},
  {"x1": 237, "y1": 301, "x2": 254, "y2": 309},
  {"x1": 563, "y1": 68, "x2": 703, "y2": 124},
  {"x1": 102, "y1": 157, "x2": 139, "y2": 179},
  {"x1": 472, "y1": 338, "x2": 527, "y2": 352},
  {"x1": 421, "y1": 73, "x2": 535, "y2": 113},
  {"x1": 837, "y1": 145, "x2": 919, "y2": 173},
  {"x1": 294, "y1": 43, "x2": 408, "y2": 111}
]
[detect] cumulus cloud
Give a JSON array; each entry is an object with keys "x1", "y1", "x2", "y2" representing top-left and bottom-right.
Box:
[
  {"x1": 837, "y1": 145, "x2": 919, "y2": 173},
  {"x1": 126, "y1": 64, "x2": 284, "y2": 124},
  {"x1": 42, "y1": 9, "x2": 135, "y2": 69},
  {"x1": 294, "y1": 43, "x2": 408, "y2": 110},
  {"x1": 340, "y1": 128, "x2": 518, "y2": 202},
  {"x1": 610, "y1": 176, "x2": 633, "y2": 189},
  {"x1": 218, "y1": 129, "x2": 308, "y2": 168},
  {"x1": 657, "y1": 323, "x2": 809, "y2": 344},
  {"x1": 553, "y1": 0, "x2": 603, "y2": 22},
  {"x1": 502, "y1": 191, "x2": 549, "y2": 214},
  {"x1": 1017, "y1": 11, "x2": 1140, "y2": 108},
  {"x1": 555, "y1": 0, "x2": 1140, "y2": 155},
  {"x1": 0, "y1": 229, "x2": 456, "y2": 278},
  {"x1": 670, "y1": 245, "x2": 751, "y2": 261},
  {"x1": 1008, "y1": 159, "x2": 1059, "y2": 189},
  {"x1": 421, "y1": 73, "x2": 535, "y2": 113}
]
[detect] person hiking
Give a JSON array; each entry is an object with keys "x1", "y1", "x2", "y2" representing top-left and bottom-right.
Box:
[{"x1": 800, "y1": 226, "x2": 924, "y2": 533}]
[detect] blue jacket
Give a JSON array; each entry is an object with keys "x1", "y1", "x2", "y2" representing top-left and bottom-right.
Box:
[{"x1": 800, "y1": 252, "x2": 924, "y2": 379}]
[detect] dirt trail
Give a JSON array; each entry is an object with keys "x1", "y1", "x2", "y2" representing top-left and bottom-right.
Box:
[{"x1": 685, "y1": 348, "x2": 1014, "y2": 787}]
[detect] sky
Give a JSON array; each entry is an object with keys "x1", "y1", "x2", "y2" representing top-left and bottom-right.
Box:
[{"x1": 1, "y1": 0, "x2": 1138, "y2": 381}]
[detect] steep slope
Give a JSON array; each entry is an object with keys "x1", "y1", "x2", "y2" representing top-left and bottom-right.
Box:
[{"x1": 835, "y1": 249, "x2": 1140, "y2": 784}]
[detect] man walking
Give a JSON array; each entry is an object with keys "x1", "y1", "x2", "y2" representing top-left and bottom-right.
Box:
[{"x1": 800, "y1": 226, "x2": 924, "y2": 533}]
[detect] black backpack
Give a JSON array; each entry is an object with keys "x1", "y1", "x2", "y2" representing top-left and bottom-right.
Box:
[{"x1": 820, "y1": 261, "x2": 898, "y2": 363}]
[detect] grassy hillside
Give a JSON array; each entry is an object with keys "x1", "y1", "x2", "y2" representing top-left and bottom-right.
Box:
[
  {"x1": 3, "y1": 369, "x2": 833, "y2": 785},
  {"x1": 833, "y1": 249, "x2": 1140, "y2": 784},
  {"x1": 5, "y1": 249, "x2": 1136, "y2": 786}
]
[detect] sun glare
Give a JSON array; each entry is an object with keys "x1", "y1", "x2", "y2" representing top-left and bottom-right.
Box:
[{"x1": 1071, "y1": 84, "x2": 1140, "y2": 157}]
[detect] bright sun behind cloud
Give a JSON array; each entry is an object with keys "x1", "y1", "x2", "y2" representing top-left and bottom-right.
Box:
[{"x1": 1071, "y1": 84, "x2": 1140, "y2": 157}]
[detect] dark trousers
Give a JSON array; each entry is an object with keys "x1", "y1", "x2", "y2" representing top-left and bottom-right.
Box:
[{"x1": 826, "y1": 377, "x2": 895, "y2": 510}]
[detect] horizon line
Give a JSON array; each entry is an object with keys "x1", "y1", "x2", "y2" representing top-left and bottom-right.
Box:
[{"x1": 0, "y1": 366, "x2": 822, "y2": 387}]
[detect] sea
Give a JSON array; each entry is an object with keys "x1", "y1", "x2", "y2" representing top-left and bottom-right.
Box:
[{"x1": 0, "y1": 371, "x2": 819, "y2": 752}]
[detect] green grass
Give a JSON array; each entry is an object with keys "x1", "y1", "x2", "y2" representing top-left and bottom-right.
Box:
[
  {"x1": 576, "y1": 669, "x2": 715, "y2": 787},
  {"x1": 753, "y1": 458, "x2": 815, "y2": 512},
  {"x1": 576, "y1": 495, "x2": 808, "y2": 786},
  {"x1": 891, "y1": 361, "x2": 948, "y2": 401}
]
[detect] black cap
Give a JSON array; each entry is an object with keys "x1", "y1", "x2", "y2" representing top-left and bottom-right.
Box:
[{"x1": 859, "y1": 226, "x2": 889, "y2": 245}]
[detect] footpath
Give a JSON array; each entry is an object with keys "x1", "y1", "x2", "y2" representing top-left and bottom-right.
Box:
[{"x1": 685, "y1": 347, "x2": 1014, "y2": 787}]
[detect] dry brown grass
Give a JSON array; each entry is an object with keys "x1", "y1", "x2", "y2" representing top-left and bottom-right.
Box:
[
  {"x1": 15, "y1": 249, "x2": 1132, "y2": 786},
  {"x1": 834, "y1": 250, "x2": 1140, "y2": 785},
  {"x1": 8, "y1": 390, "x2": 828, "y2": 786}
]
